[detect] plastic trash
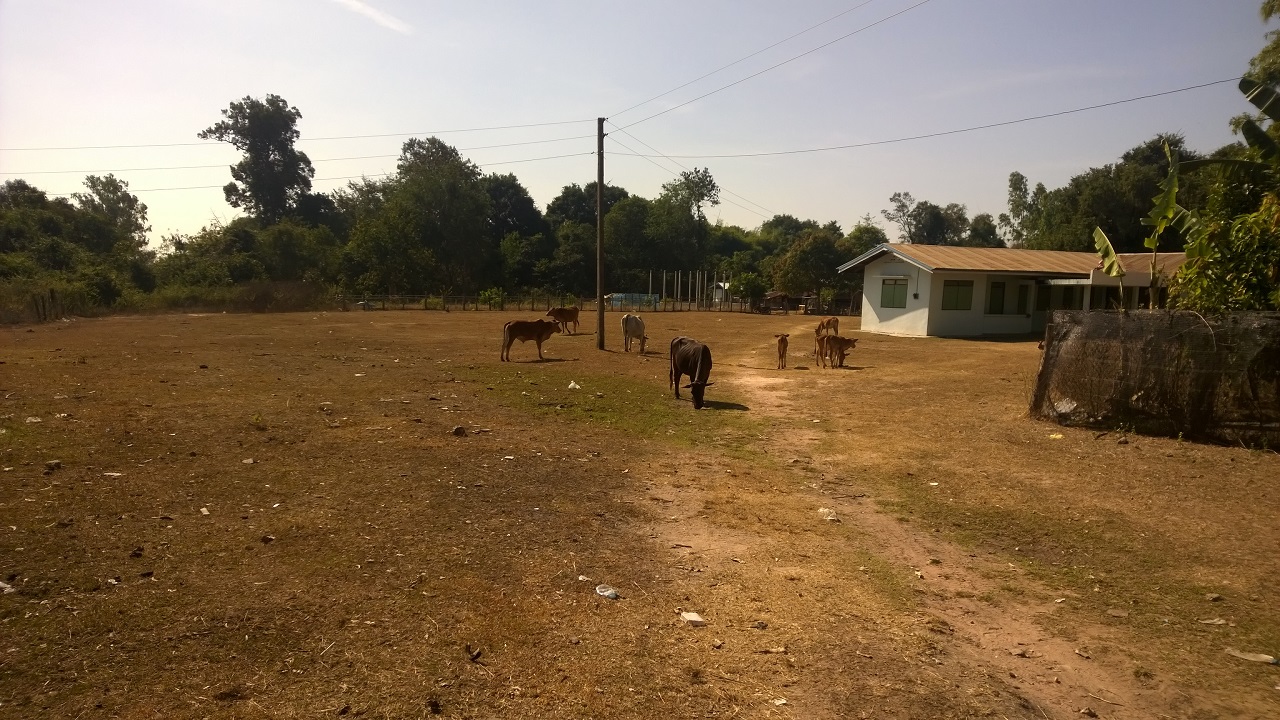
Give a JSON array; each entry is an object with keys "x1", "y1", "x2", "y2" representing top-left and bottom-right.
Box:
[
  {"x1": 595, "y1": 584, "x2": 619, "y2": 600},
  {"x1": 680, "y1": 611, "x2": 706, "y2": 626},
  {"x1": 568, "y1": 381, "x2": 581, "y2": 390},
  {"x1": 1225, "y1": 648, "x2": 1279, "y2": 664}
]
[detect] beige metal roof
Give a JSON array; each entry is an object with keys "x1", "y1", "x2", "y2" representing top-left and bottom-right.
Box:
[
  {"x1": 860, "y1": 244, "x2": 1185, "y2": 277},
  {"x1": 1116, "y1": 252, "x2": 1187, "y2": 276}
]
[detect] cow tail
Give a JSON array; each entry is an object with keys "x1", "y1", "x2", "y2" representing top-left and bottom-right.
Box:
[{"x1": 694, "y1": 347, "x2": 703, "y2": 386}]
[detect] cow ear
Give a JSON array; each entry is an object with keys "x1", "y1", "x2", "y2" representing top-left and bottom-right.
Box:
[
  {"x1": 681, "y1": 383, "x2": 693, "y2": 388},
  {"x1": 703, "y1": 382, "x2": 715, "y2": 386}
]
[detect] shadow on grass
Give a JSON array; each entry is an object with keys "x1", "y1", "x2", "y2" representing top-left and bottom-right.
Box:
[{"x1": 702, "y1": 399, "x2": 750, "y2": 411}]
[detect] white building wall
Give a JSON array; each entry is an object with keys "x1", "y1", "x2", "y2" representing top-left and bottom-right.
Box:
[
  {"x1": 859, "y1": 256, "x2": 931, "y2": 336},
  {"x1": 925, "y1": 272, "x2": 1036, "y2": 337}
]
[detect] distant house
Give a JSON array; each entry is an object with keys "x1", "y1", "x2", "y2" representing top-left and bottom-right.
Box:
[{"x1": 836, "y1": 244, "x2": 1186, "y2": 337}]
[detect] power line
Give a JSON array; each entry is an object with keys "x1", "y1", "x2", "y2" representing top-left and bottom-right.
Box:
[
  {"x1": 611, "y1": 0, "x2": 881, "y2": 119},
  {"x1": 608, "y1": 122, "x2": 775, "y2": 216},
  {"x1": 615, "y1": 0, "x2": 936, "y2": 132},
  {"x1": 609, "y1": 78, "x2": 1241, "y2": 159},
  {"x1": 607, "y1": 134, "x2": 769, "y2": 220},
  {"x1": 1, "y1": 134, "x2": 596, "y2": 176},
  {"x1": 44, "y1": 151, "x2": 596, "y2": 196},
  {"x1": 0, "y1": 118, "x2": 595, "y2": 153}
]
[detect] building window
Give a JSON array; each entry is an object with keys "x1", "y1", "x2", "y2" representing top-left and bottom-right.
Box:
[
  {"x1": 881, "y1": 278, "x2": 907, "y2": 308},
  {"x1": 941, "y1": 280, "x2": 972, "y2": 310},
  {"x1": 1035, "y1": 285, "x2": 1050, "y2": 312},
  {"x1": 1061, "y1": 286, "x2": 1077, "y2": 309},
  {"x1": 1016, "y1": 284, "x2": 1030, "y2": 315},
  {"x1": 987, "y1": 281, "x2": 1006, "y2": 314}
]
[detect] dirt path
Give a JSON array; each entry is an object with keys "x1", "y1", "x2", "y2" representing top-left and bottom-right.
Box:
[{"x1": 698, "y1": 319, "x2": 1212, "y2": 720}]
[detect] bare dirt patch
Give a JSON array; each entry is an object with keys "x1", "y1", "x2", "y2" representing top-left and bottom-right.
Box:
[{"x1": 1, "y1": 310, "x2": 1276, "y2": 719}]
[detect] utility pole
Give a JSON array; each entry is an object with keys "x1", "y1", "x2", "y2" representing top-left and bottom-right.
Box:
[{"x1": 596, "y1": 118, "x2": 606, "y2": 350}]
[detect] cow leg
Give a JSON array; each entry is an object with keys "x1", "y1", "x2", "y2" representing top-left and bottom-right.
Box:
[{"x1": 536, "y1": 339, "x2": 544, "y2": 360}]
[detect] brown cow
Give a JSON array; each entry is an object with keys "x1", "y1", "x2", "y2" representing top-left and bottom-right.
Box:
[
  {"x1": 813, "y1": 316, "x2": 838, "y2": 359},
  {"x1": 501, "y1": 319, "x2": 560, "y2": 362},
  {"x1": 825, "y1": 336, "x2": 858, "y2": 368},
  {"x1": 546, "y1": 306, "x2": 580, "y2": 334},
  {"x1": 814, "y1": 334, "x2": 833, "y2": 368},
  {"x1": 775, "y1": 333, "x2": 789, "y2": 369}
]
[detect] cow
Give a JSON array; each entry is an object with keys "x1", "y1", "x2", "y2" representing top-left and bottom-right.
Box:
[
  {"x1": 669, "y1": 336, "x2": 714, "y2": 409},
  {"x1": 500, "y1": 319, "x2": 560, "y2": 362},
  {"x1": 622, "y1": 313, "x2": 648, "y2": 353},
  {"x1": 775, "y1": 333, "x2": 789, "y2": 369},
  {"x1": 814, "y1": 334, "x2": 833, "y2": 368},
  {"x1": 813, "y1": 316, "x2": 839, "y2": 359},
  {"x1": 546, "y1": 306, "x2": 580, "y2": 334},
  {"x1": 825, "y1": 336, "x2": 858, "y2": 368}
]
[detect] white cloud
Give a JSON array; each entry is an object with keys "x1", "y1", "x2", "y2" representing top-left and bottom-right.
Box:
[{"x1": 331, "y1": 0, "x2": 413, "y2": 35}]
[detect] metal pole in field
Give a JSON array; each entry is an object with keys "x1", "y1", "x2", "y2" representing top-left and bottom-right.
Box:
[{"x1": 596, "y1": 117, "x2": 605, "y2": 350}]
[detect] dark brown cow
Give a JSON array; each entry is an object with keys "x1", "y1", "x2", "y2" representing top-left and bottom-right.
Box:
[
  {"x1": 775, "y1": 333, "x2": 789, "y2": 369},
  {"x1": 501, "y1": 319, "x2": 560, "y2": 362},
  {"x1": 669, "y1": 336, "x2": 714, "y2": 409},
  {"x1": 546, "y1": 306, "x2": 580, "y2": 334},
  {"x1": 825, "y1": 336, "x2": 858, "y2": 368}
]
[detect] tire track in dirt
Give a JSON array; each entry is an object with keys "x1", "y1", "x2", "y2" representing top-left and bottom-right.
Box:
[{"x1": 713, "y1": 324, "x2": 1192, "y2": 720}]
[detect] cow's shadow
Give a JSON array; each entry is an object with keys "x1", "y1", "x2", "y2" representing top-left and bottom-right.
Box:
[
  {"x1": 508, "y1": 357, "x2": 576, "y2": 363},
  {"x1": 701, "y1": 399, "x2": 749, "y2": 411}
]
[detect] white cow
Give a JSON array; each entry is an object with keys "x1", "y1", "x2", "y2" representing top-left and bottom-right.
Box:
[{"x1": 621, "y1": 313, "x2": 648, "y2": 353}]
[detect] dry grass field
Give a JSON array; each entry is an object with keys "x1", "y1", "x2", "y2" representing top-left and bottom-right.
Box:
[{"x1": 1, "y1": 309, "x2": 1277, "y2": 719}]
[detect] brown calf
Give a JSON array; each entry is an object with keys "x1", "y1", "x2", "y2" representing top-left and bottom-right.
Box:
[
  {"x1": 825, "y1": 336, "x2": 858, "y2": 368},
  {"x1": 546, "y1": 306, "x2": 580, "y2": 334},
  {"x1": 775, "y1": 334, "x2": 789, "y2": 369}
]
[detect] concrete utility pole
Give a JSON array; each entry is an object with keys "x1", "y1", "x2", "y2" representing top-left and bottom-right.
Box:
[{"x1": 596, "y1": 118, "x2": 606, "y2": 350}]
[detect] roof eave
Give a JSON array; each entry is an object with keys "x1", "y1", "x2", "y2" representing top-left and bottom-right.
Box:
[{"x1": 837, "y1": 243, "x2": 935, "y2": 274}]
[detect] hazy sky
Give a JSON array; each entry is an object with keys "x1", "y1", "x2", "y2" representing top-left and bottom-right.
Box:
[{"x1": 0, "y1": 0, "x2": 1269, "y2": 243}]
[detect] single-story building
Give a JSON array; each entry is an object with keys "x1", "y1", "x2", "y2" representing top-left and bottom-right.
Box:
[{"x1": 836, "y1": 243, "x2": 1186, "y2": 337}]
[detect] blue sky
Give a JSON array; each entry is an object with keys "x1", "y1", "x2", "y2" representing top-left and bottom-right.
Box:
[{"x1": 0, "y1": 0, "x2": 1269, "y2": 243}]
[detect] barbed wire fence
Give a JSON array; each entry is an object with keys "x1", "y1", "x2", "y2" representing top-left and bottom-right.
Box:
[{"x1": 1030, "y1": 310, "x2": 1280, "y2": 446}]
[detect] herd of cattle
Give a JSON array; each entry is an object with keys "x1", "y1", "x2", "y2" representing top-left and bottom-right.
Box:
[{"x1": 500, "y1": 307, "x2": 859, "y2": 409}]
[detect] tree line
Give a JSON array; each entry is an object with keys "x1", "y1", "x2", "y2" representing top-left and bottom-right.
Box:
[
  {"x1": 7, "y1": 0, "x2": 1280, "y2": 321},
  {"x1": 1, "y1": 94, "x2": 902, "y2": 315}
]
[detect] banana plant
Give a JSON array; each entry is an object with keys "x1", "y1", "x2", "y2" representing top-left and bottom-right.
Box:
[{"x1": 1093, "y1": 226, "x2": 1127, "y2": 311}]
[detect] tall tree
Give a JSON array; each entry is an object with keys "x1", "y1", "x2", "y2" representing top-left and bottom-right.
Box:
[
  {"x1": 546, "y1": 182, "x2": 629, "y2": 228},
  {"x1": 843, "y1": 214, "x2": 889, "y2": 257},
  {"x1": 646, "y1": 168, "x2": 721, "y2": 269},
  {"x1": 199, "y1": 94, "x2": 315, "y2": 223},
  {"x1": 906, "y1": 200, "x2": 948, "y2": 245},
  {"x1": 967, "y1": 213, "x2": 1003, "y2": 247},
  {"x1": 482, "y1": 173, "x2": 549, "y2": 243},
  {"x1": 881, "y1": 191, "x2": 917, "y2": 241},
  {"x1": 770, "y1": 228, "x2": 844, "y2": 296},
  {"x1": 1249, "y1": 0, "x2": 1280, "y2": 85},
  {"x1": 72, "y1": 174, "x2": 150, "y2": 253},
  {"x1": 342, "y1": 138, "x2": 492, "y2": 293}
]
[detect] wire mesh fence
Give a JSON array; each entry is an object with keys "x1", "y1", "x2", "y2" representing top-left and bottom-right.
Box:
[
  {"x1": 1030, "y1": 310, "x2": 1280, "y2": 446},
  {"x1": 337, "y1": 293, "x2": 761, "y2": 313}
]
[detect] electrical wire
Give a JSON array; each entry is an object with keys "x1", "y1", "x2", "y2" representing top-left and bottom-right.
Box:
[
  {"x1": 608, "y1": 122, "x2": 775, "y2": 216},
  {"x1": 611, "y1": 0, "x2": 881, "y2": 119},
  {"x1": 0, "y1": 119, "x2": 595, "y2": 153},
  {"x1": 1, "y1": 134, "x2": 596, "y2": 176},
  {"x1": 614, "y1": 0, "x2": 936, "y2": 132},
  {"x1": 43, "y1": 150, "x2": 596, "y2": 196},
  {"x1": 609, "y1": 78, "x2": 1241, "y2": 159},
  {"x1": 607, "y1": 134, "x2": 768, "y2": 220}
]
